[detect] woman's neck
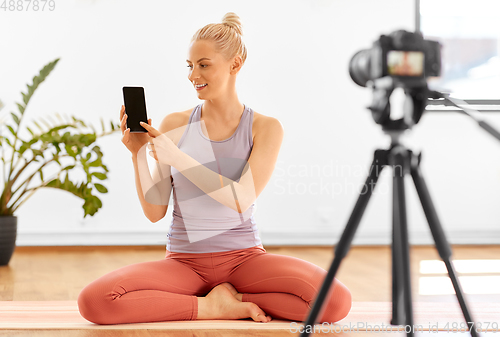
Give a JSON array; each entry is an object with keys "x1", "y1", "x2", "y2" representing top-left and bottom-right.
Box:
[{"x1": 201, "y1": 100, "x2": 245, "y2": 123}]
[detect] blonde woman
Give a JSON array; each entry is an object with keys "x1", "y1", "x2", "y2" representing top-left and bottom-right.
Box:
[{"x1": 78, "y1": 12, "x2": 352, "y2": 325}]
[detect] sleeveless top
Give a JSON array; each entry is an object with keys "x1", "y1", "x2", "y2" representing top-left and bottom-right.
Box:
[{"x1": 166, "y1": 103, "x2": 263, "y2": 253}]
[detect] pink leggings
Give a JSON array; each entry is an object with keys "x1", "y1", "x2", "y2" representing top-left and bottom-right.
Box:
[{"x1": 77, "y1": 244, "x2": 352, "y2": 325}]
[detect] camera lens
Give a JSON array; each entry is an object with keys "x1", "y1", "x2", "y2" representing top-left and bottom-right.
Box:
[{"x1": 349, "y1": 49, "x2": 372, "y2": 87}]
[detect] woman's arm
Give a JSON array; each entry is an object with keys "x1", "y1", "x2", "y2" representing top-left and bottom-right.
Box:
[
  {"x1": 172, "y1": 116, "x2": 284, "y2": 213},
  {"x1": 132, "y1": 112, "x2": 187, "y2": 222},
  {"x1": 132, "y1": 150, "x2": 171, "y2": 223}
]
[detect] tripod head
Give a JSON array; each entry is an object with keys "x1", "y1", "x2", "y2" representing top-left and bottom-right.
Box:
[{"x1": 367, "y1": 76, "x2": 430, "y2": 132}]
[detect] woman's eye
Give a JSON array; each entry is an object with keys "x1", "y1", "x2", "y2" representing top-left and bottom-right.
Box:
[{"x1": 186, "y1": 64, "x2": 207, "y2": 68}]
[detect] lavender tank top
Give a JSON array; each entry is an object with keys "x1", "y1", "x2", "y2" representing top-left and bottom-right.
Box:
[{"x1": 166, "y1": 103, "x2": 263, "y2": 253}]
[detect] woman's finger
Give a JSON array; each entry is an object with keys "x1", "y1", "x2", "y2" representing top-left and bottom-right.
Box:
[
  {"x1": 149, "y1": 150, "x2": 158, "y2": 161},
  {"x1": 120, "y1": 106, "x2": 127, "y2": 125},
  {"x1": 120, "y1": 114, "x2": 127, "y2": 133},
  {"x1": 140, "y1": 121, "x2": 152, "y2": 136},
  {"x1": 140, "y1": 121, "x2": 161, "y2": 137}
]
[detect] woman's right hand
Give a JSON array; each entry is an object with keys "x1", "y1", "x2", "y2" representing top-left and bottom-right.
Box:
[{"x1": 120, "y1": 105, "x2": 152, "y2": 155}]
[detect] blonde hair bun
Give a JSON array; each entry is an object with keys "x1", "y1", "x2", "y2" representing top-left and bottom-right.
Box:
[
  {"x1": 221, "y1": 12, "x2": 243, "y2": 36},
  {"x1": 191, "y1": 12, "x2": 247, "y2": 64}
]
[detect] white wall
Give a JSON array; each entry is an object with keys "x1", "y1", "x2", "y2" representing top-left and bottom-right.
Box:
[{"x1": 1, "y1": 0, "x2": 499, "y2": 246}]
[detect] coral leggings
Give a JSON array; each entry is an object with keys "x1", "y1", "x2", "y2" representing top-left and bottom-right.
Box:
[{"x1": 77, "y1": 244, "x2": 352, "y2": 325}]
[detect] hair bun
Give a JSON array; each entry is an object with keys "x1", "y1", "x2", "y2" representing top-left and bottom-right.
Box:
[{"x1": 221, "y1": 12, "x2": 243, "y2": 36}]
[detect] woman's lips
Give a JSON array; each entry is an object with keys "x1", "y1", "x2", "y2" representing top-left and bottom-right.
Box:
[{"x1": 196, "y1": 84, "x2": 207, "y2": 91}]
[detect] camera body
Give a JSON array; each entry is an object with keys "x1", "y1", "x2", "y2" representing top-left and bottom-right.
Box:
[{"x1": 349, "y1": 30, "x2": 441, "y2": 88}]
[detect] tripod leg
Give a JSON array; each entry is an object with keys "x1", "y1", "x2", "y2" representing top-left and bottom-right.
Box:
[
  {"x1": 299, "y1": 150, "x2": 388, "y2": 337},
  {"x1": 390, "y1": 148, "x2": 414, "y2": 336},
  {"x1": 410, "y1": 153, "x2": 479, "y2": 337}
]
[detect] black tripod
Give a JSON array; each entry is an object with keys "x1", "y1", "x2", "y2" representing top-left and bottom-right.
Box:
[{"x1": 299, "y1": 128, "x2": 479, "y2": 337}]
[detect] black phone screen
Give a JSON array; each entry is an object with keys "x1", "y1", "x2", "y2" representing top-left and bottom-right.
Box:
[{"x1": 122, "y1": 86, "x2": 148, "y2": 133}]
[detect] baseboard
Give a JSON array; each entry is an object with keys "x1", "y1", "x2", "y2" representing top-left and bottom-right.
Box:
[{"x1": 15, "y1": 228, "x2": 500, "y2": 246}]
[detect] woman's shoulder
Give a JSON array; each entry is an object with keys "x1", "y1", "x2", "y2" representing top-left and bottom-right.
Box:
[
  {"x1": 252, "y1": 109, "x2": 283, "y2": 132},
  {"x1": 159, "y1": 107, "x2": 194, "y2": 131},
  {"x1": 158, "y1": 107, "x2": 195, "y2": 146},
  {"x1": 251, "y1": 109, "x2": 284, "y2": 143}
]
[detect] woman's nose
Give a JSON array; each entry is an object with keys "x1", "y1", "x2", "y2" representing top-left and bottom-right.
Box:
[{"x1": 188, "y1": 69, "x2": 200, "y2": 82}]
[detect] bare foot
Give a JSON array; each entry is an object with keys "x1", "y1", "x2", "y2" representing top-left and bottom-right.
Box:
[
  {"x1": 202, "y1": 283, "x2": 272, "y2": 322},
  {"x1": 219, "y1": 282, "x2": 242, "y2": 301}
]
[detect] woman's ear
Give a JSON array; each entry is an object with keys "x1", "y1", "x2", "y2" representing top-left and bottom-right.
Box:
[{"x1": 230, "y1": 55, "x2": 243, "y2": 74}]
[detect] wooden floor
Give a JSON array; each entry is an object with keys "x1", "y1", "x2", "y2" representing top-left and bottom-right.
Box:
[{"x1": 1, "y1": 244, "x2": 499, "y2": 336}]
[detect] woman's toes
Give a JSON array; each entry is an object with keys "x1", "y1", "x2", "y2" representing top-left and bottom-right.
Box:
[{"x1": 248, "y1": 303, "x2": 272, "y2": 323}]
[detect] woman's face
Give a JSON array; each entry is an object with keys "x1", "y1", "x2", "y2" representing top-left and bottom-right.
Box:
[{"x1": 186, "y1": 39, "x2": 237, "y2": 100}]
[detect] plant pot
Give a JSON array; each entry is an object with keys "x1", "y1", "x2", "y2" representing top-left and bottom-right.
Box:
[{"x1": 0, "y1": 215, "x2": 17, "y2": 266}]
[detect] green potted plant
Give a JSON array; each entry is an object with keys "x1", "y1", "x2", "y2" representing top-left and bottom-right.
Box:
[{"x1": 0, "y1": 58, "x2": 120, "y2": 265}]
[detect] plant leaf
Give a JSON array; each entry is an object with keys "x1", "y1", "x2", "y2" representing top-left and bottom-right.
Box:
[
  {"x1": 82, "y1": 195, "x2": 102, "y2": 217},
  {"x1": 22, "y1": 92, "x2": 29, "y2": 106},
  {"x1": 20, "y1": 58, "x2": 60, "y2": 108},
  {"x1": 11, "y1": 112, "x2": 20, "y2": 125},
  {"x1": 91, "y1": 172, "x2": 106, "y2": 180},
  {"x1": 6, "y1": 125, "x2": 16, "y2": 137},
  {"x1": 32, "y1": 149, "x2": 44, "y2": 157},
  {"x1": 88, "y1": 158, "x2": 102, "y2": 167},
  {"x1": 53, "y1": 153, "x2": 60, "y2": 165},
  {"x1": 94, "y1": 183, "x2": 108, "y2": 193},
  {"x1": 16, "y1": 103, "x2": 25, "y2": 115},
  {"x1": 92, "y1": 145, "x2": 103, "y2": 157},
  {"x1": 40, "y1": 117, "x2": 51, "y2": 129},
  {"x1": 45, "y1": 177, "x2": 103, "y2": 217},
  {"x1": 33, "y1": 120, "x2": 44, "y2": 131}
]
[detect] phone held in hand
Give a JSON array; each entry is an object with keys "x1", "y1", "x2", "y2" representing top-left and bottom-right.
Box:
[{"x1": 122, "y1": 86, "x2": 148, "y2": 133}]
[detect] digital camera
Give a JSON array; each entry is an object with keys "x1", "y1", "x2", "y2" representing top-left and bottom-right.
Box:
[{"x1": 349, "y1": 30, "x2": 442, "y2": 88}]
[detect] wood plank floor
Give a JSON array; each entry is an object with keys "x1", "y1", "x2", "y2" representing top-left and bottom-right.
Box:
[{"x1": 1, "y1": 244, "x2": 499, "y2": 336}]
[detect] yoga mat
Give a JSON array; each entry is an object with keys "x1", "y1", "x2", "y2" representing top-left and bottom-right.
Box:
[{"x1": 0, "y1": 301, "x2": 498, "y2": 332}]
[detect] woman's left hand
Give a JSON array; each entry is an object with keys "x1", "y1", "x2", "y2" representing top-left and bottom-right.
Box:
[{"x1": 140, "y1": 121, "x2": 178, "y2": 167}]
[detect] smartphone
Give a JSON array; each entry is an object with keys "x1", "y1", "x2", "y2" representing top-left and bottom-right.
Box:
[{"x1": 122, "y1": 86, "x2": 148, "y2": 133}]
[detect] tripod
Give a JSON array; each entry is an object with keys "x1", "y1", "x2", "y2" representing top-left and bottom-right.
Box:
[{"x1": 299, "y1": 129, "x2": 479, "y2": 337}]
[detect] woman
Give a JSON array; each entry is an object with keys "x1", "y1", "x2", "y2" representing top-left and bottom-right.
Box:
[{"x1": 77, "y1": 12, "x2": 352, "y2": 325}]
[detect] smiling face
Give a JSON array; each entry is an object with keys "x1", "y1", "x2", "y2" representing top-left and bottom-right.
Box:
[{"x1": 186, "y1": 39, "x2": 241, "y2": 100}]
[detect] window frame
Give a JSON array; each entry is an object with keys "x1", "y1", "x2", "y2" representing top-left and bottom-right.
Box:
[{"x1": 415, "y1": 0, "x2": 500, "y2": 113}]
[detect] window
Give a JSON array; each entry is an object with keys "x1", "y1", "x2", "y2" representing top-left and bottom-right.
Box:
[{"x1": 419, "y1": 0, "x2": 500, "y2": 100}]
